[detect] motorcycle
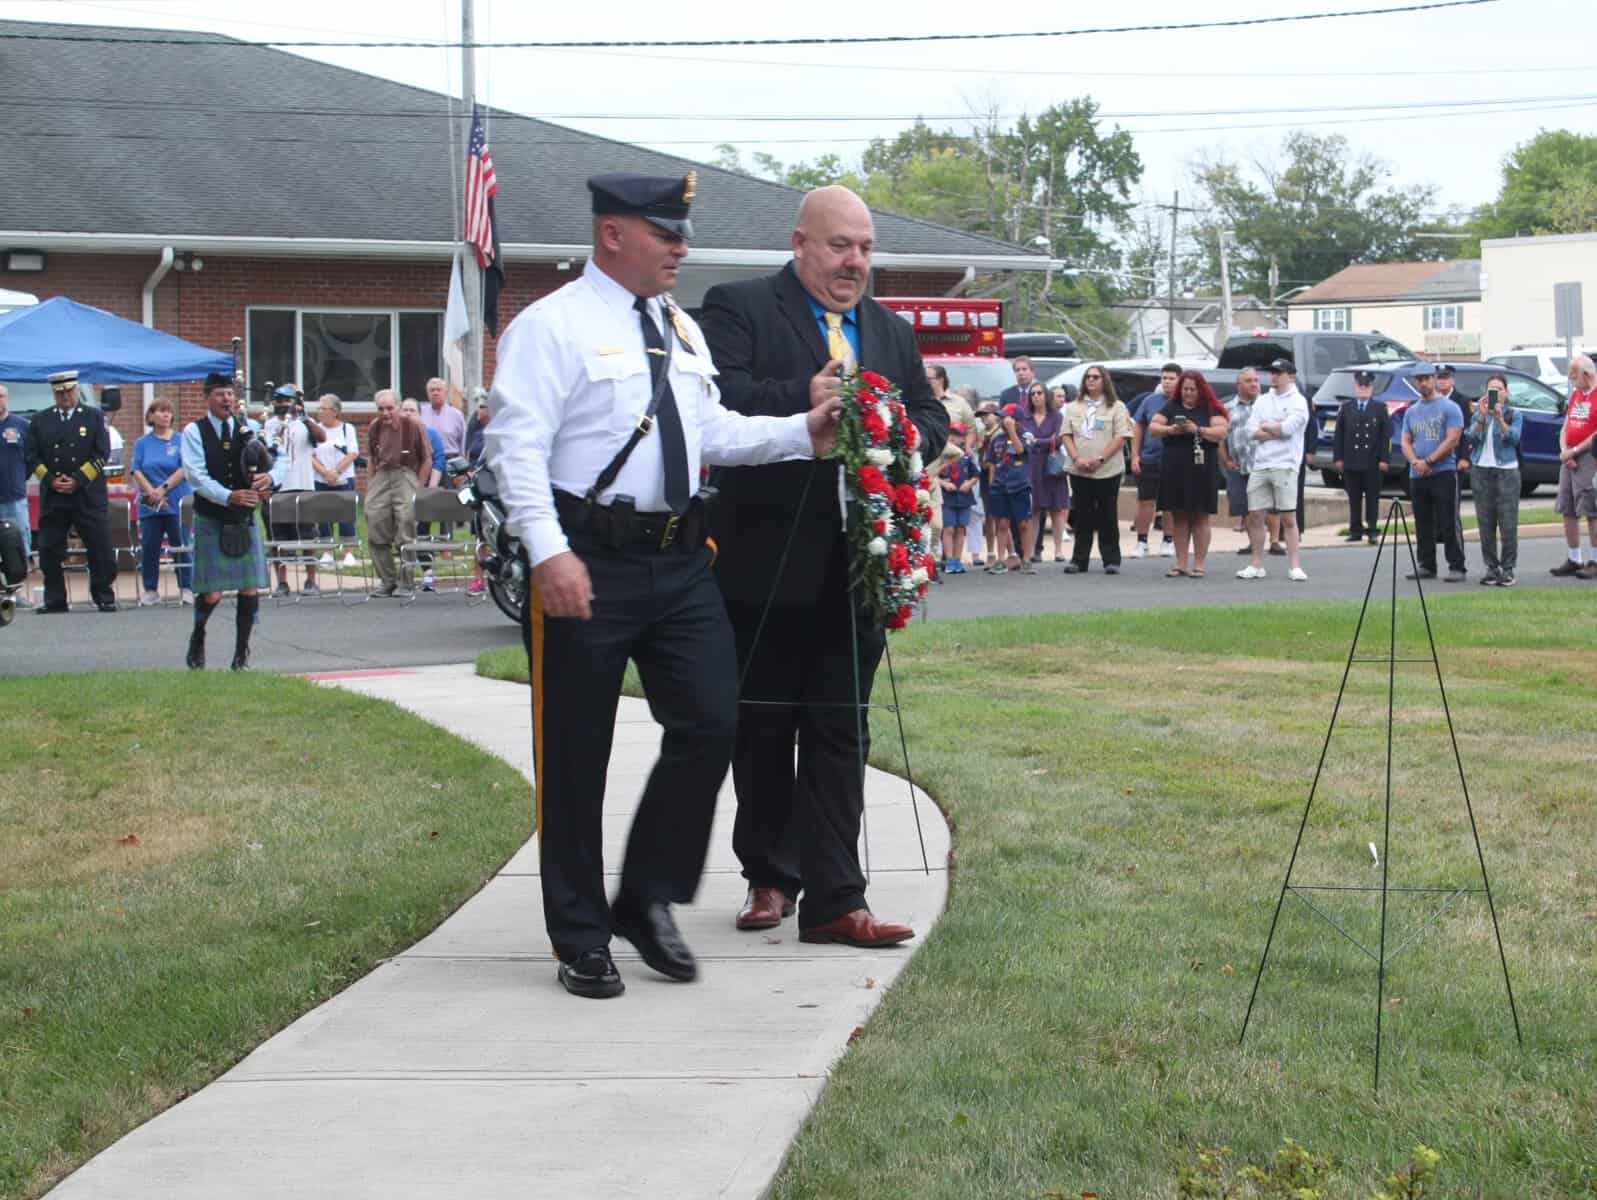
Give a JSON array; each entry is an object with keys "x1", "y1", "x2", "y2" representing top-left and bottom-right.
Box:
[
  {"x1": 450, "y1": 456, "x2": 527, "y2": 626},
  {"x1": 0, "y1": 517, "x2": 27, "y2": 628}
]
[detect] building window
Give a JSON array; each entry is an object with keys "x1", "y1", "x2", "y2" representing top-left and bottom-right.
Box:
[
  {"x1": 1313, "y1": 308, "x2": 1351, "y2": 332},
  {"x1": 1423, "y1": 304, "x2": 1463, "y2": 332},
  {"x1": 245, "y1": 308, "x2": 442, "y2": 408}
]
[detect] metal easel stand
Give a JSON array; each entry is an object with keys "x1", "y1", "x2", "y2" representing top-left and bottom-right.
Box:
[
  {"x1": 732, "y1": 463, "x2": 932, "y2": 886},
  {"x1": 1237, "y1": 498, "x2": 1521, "y2": 1093}
]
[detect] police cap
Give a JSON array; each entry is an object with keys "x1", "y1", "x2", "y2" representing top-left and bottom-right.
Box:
[
  {"x1": 1435, "y1": 362, "x2": 1455, "y2": 377},
  {"x1": 588, "y1": 172, "x2": 696, "y2": 238},
  {"x1": 47, "y1": 369, "x2": 79, "y2": 391},
  {"x1": 1353, "y1": 369, "x2": 1376, "y2": 386}
]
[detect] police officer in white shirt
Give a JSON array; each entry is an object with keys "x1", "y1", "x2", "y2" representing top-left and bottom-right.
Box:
[{"x1": 485, "y1": 173, "x2": 843, "y2": 999}]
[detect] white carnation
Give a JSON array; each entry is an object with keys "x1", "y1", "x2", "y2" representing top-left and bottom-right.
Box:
[
  {"x1": 867, "y1": 537, "x2": 888, "y2": 556},
  {"x1": 911, "y1": 568, "x2": 930, "y2": 586},
  {"x1": 916, "y1": 489, "x2": 932, "y2": 506},
  {"x1": 866, "y1": 448, "x2": 894, "y2": 467},
  {"x1": 909, "y1": 452, "x2": 924, "y2": 475}
]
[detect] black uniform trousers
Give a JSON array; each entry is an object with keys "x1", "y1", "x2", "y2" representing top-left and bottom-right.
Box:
[
  {"x1": 1409, "y1": 472, "x2": 1466, "y2": 573},
  {"x1": 1069, "y1": 473, "x2": 1123, "y2": 568},
  {"x1": 37, "y1": 496, "x2": 116, "y2": 608},
  {"x1": 524, "y1": 533, "x2": 737, "y2": 963},
  {"x1": 728, "y1": 544, "x2": 885, "y2": 931},
  {"x1": 1343, "y1": 467, "x2": 1384, "y2": 538}
]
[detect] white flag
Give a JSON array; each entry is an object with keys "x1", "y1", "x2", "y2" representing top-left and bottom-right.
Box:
[{"x1": 443, "y1": 250, "x2": 470, "y2": 395}]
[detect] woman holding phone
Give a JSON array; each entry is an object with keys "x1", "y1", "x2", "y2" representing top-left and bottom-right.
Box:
[
  {"x1": 1465, "y1": 372, "x2": 1524, "y2": 586},
  {"x1": 1149, "y1": 370, "x2": 1228, "y2": 577}
]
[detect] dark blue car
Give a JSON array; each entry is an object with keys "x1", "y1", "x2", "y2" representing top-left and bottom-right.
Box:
[{"x1": 1309, "y1": 362, "x2": 1566, "y2": 497}]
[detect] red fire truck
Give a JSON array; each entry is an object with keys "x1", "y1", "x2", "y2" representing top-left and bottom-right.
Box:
[{"x1": 877, "y1": 297, "x2": 1016, "y2": 402}]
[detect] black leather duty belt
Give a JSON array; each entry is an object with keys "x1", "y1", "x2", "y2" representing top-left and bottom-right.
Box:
[{"x1": 554, "y1": 490, "x2": 693, "y2": 553}]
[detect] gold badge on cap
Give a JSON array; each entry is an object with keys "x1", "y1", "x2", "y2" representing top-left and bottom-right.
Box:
[{"x1": 683, "y1": 171, "x2": 697, "y2": 203}]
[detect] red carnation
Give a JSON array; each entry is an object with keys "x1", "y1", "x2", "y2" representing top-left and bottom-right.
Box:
[
  {"x1": 888, "y1": 543, "x2": 910, "y2": 573},
  {"x1": 898, "y1": 604, "x2": 913, "y2": 623},
  {"x1": 860, "y1": 369, "x2": 891, "y2": 391},
  {"x1": 858, "y1": 465, "x2": 888, "y2": 495},
  {"x1": 872, "y1": 518, "x2": 887, "y2": 535},
  {"x1": 921, "y1": 554, "x2": 938, "y2": 574},
  {"x1": 861, "y1": 410, "x2": 889, "y2": 445},
  {"x1": 903, "y1": 419, "x2": 919, "y2": 452},
  {"x1": 893, "y1": 484, "x2": 919, "y2": 514}
]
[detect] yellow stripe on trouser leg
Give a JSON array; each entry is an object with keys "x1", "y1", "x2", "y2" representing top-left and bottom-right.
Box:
[{"x1": 522, "y1": 580, "x2": 547, "y2": 838}]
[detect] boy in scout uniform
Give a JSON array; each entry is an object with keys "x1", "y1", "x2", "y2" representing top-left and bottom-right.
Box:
[{"x1": 24, "y1": 369, "x2": 118, "y2": 612}]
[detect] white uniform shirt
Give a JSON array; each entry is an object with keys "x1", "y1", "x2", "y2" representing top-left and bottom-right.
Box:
[
  {"x1": 486, "y1": 259, "x2": 813, "y2": 566},
  {"x1": 263, "y1": 415, "x2": 318, "y2": 491},
  {"x1": 1246, "y1": 383, "x2": 1309, "y2": 471}
]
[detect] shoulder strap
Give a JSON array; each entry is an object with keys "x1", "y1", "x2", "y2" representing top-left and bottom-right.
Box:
[{"x1": 584, "y1": 300, "x2": 676, "y2": 504}]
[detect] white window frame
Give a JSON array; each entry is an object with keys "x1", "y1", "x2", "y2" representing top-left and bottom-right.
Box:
[
  {"x1": 1423, "y1": 304, "x2": 1464, "y2": 332},
  {"x1": 245, "y1": 306, "x2": 443, "y2": 413},
  {"x1": 1313, "y1": 308, "x2": 1351, "y2": 332}
]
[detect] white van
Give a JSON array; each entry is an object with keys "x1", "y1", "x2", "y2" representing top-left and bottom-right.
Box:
[{"x1": 1484, "y1": 345, "x2": 1576, "y2": 392}]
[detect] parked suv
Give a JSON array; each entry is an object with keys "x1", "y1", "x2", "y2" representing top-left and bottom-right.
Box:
[
  {"x1": 1310, "y1": 362, "x2": 1565, "y2": 496},
  {"x1": 1484, "y1": 345, "x2": 1580, "y2": 392}
]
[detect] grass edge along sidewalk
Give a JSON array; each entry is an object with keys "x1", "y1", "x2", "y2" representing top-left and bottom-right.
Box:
[
  {"x1": 484, "y1": 591, "x2": 1597, "y2": 1197},
  {"x1": 0, "y1": 672, "x2": 531, "y2": 1200}
]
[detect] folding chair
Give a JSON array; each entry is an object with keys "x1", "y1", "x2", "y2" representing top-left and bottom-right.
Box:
[
  {"x1": 285, "y1": 490, "x2": 366, "y2": 606},
  {"x1": 62, "y1": 496, "x2": 139, "y2": 605},
  {"x1": 164, "y1": 494, "x2": 196, "y2": 606},
  {"x1": 265, "y1": 493, "x2": 322, "y2": 605},
  {"x1": 400, "y1": 488, "x2": 472, "y2": 604}
]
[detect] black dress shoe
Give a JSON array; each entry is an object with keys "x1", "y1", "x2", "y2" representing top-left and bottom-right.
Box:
[
  {"x1": 96, "y1": 601, "x2": 119, "y2": 613},
  {"x1": 35, "y1": 604, "x2": 68, "y2": 615},
  {"x1": 1405, "y1": 569, "x2": 1437, "y2": 580},
  {"x1": 230, "y1": 649, "x2": 250, "y2": 672},
  {"x1": 1062, "y1": 561, "x2": 1083, "y2": 574},
  {"x1": 611, "y1": 899, "x2": 697, "y2": 981},
  {"x1": 186, "y1": 630, "x2": 205, "y2": 670},
  {"x1": 558, "y1": 948, "x2": 624, "y2": 999}
]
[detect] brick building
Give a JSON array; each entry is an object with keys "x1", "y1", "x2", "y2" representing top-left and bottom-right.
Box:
[{"x1": 0, "y1": 17, "x2": 1049, "y2": 461}]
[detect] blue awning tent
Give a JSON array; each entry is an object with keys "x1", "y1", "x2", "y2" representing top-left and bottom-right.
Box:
[{"x1": 0, "y1": 296, "x2": 232, "y2": 383}]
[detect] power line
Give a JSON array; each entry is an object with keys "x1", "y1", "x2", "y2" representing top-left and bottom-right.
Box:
[{"x1": 0, "y1": 0, "x2": 1500, "y2": 49}]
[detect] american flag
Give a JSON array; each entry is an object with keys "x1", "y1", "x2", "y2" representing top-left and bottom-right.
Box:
[{"x1": 464, "y1": 104, "x2": 498, "y2": 270}]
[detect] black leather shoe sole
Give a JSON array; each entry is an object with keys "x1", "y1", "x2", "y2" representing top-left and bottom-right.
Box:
[
  {"x1": 186, "y1": 635, "x2": 205, "y2": 670},
  {"x1": 558, "y1": 961, "x2": 624, "y2": 999},
  {"x1": 35, "y1": 605, "x2": 68, "y2": 615},
  {"x1": 611, "y1": 906, "x2": 697, "y2": 982}
]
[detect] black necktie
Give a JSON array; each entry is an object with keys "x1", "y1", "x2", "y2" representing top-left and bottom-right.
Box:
[{"x1": 635, "y1": 296, "x2": 690, "y2": 513}]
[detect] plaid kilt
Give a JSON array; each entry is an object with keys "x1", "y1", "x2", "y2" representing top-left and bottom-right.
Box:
[{"x1": 191, "y1": 511, "x2": 270, "y2": 594}]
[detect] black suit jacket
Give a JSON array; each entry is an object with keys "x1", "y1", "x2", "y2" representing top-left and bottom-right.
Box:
[
  {"x1": 25, "y1": 403, "x2": 111, "y2": 511},
  {"x1": 1332, "y1": 398, "x2": 1391, "y2": 472},
  {"x1": 701, "y1": 263, "x2": 948, "y2": 607}
]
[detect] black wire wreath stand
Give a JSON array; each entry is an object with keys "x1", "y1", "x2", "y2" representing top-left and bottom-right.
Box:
[
  {"x1": 1237, "y1": 498, "x2": 1521, "y2": 1093},
  {"x1": 729, "y1": 463, "x2": 931, "y2": 884}
]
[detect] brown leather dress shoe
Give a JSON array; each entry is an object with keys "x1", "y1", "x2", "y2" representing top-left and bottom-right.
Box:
[
  {"x1": 736, "y1": 886, "x2": 796, "y2": 931},
  {"x1": 799, "y1": 909, "x2": 914, "y2": 948}
]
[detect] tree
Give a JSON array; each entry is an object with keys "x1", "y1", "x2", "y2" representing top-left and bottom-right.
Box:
[
  {"x1": 1473, "y1": 129, "x2": 1597, "y2": 240},
  {"x1": 1188, "y1": 132, "x2": 1440, "y2": 298}
]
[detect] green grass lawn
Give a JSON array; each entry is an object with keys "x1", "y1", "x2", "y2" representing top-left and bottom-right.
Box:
[
  {"x1": 1459, "y1": 506, "x2": 1563, "y2": 533},
  {"x1": 0, "y1": 673, "x2": 530, "y2": 1200},
  {"x1": 494, "y1": 590, "x2": 1597, "y2": 1197}
]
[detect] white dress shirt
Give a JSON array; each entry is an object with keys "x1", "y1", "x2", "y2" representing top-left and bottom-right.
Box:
[
  {"x1": 1246, "y1": 384, "x2": 1310, "y2": 471},
  {"x1": 485, "y1": 259, "x2": 814, "y2": 566}
]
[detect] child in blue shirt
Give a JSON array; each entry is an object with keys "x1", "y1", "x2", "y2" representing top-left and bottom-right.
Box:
[{"x1": 938, "y1": 424, "x2": 980, "y2": 573}]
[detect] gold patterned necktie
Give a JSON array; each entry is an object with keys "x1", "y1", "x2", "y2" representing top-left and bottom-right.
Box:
[{"x1": 824, "y1": 311, "x2": 856, "y2": 371}]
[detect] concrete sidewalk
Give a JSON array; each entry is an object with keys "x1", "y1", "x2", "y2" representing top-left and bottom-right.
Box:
[{"x1": 49, "y1": 663, "x2": 951, "y2": 1199}]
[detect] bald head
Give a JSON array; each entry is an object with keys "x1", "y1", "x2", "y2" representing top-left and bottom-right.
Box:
[
  {"x1": 1573, "y1": 354, "x2": 1596, "y2": 385},
  {"x1": 793, "y1": 185, "x2": 874, "y2": 313}
]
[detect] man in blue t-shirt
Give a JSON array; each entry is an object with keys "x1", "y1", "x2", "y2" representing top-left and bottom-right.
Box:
[
  {"x1": 1400, "y1": 363, "x2": 1466, "y2": 580},
  {"x1": 1128, "y1": 363, "x2": 1180, "y2": 557},
  {"x1": 0, "y1": 384, "x2": 32, "y2": 600}
]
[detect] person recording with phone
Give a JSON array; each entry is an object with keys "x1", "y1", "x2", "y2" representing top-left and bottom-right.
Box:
[
  {"x1": 262, "y1": 384, "x2": 326, "y2": 596},
  {"x1": 1466, "y1": 373, "x2": 1523, "y2": 587}
]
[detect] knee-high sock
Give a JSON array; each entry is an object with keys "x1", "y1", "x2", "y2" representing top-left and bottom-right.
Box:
[
  {"x1": 235, "y1": 593, "x2": 259, "y2": 659},
  {"x1": 194, "y1": 594, "x2": 219, "y2": 630}
]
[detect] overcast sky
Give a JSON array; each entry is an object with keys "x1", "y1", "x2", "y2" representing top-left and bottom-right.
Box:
[{"x1": 5, "y1": 0, "x2": 1591, "y2": 236}]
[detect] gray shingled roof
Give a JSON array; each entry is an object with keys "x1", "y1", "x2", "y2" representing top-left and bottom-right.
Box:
[{"x1": 0, "y1": 19, "x2": 1042, "y2": 262}]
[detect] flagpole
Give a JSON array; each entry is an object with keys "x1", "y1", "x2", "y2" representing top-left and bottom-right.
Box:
[{"x1": 461, "y1": 0, "x2": 484, "y2": 399}]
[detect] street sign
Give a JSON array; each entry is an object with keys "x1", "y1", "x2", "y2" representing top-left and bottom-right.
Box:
[{"x1": 1554, "y1": 282, "x2": 1583, "y2": 339}]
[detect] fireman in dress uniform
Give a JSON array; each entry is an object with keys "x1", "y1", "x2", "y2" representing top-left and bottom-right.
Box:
[
  {"x1": 24, "y1": 370, "x2": 118, "y2": 612},
  {"x1": 1331, "y1": 368, "x2": 1392, "y2": 544},
  {"x1": 483, "y1": 173, "x2": 845, "y2": 1000}
]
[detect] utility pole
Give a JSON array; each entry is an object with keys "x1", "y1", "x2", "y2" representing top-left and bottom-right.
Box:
[
  {"x1": 1167, "y1": 190, "x2": 1179, "y2": 358},
  {"x1": 1268, "y1": 255, "x2": 1281, "y2": 326},
  {"x1": 461, "y1": 0, "x2": 484, "y2": 399},
  {"x1": 1217, "y1": 229, "x2": 1235, "y2": 346}
]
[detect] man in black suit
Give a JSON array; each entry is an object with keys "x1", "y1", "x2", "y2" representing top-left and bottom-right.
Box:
[
  {"x1": 25, "y1": 370, "x2": 117, "y2": 612},
  {"x1": 999, "y1": 356, "x2": 1039, "y2": 411},
  {"x1": 1331, "y1": 369, "x2": 1391, "y2": 543},
  {"x1": 701, "y1": 186, "x2": 948, "y2": 948}
]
